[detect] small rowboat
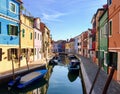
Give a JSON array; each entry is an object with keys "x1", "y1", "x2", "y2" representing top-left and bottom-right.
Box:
[{"x1": 8, "y1": 69, "x2": 47, "y2": 89}]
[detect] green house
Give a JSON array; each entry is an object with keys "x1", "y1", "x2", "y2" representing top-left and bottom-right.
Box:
[{"x1": 98, "y1": 9, "x2": 108, "y2": 73}]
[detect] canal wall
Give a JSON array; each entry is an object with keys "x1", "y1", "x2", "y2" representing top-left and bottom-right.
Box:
[
  {"x1": 0, "y1": 54, "x2": 54, "y2": 85},
  {"x1": 0, "y1": 64, "x2": 46, "y2": 85},
  {"x1": 78, "y1": 55, "x2": 120, "y2": 94}
]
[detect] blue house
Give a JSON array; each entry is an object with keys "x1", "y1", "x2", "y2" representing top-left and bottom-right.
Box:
[{"x1": 0, "y1": 0, "x2": 21, "y2": 66}]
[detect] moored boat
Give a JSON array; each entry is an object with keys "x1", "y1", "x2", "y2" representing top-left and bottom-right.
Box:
[
  {"x1": 8, "y1": 69, "x2": 47, "y2": 89},
  {"x1": 68, "y1": 59, "x2": 80, "y2": 71}
]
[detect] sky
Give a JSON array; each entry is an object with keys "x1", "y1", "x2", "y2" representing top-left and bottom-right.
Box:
[{"x1": 22, "y1": 0, "x2": 107, "y2": 41}]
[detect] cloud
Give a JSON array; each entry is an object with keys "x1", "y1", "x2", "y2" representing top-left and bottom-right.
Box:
[{"x1": 42, "y1": 11, "x2": 68, "y2": 22}]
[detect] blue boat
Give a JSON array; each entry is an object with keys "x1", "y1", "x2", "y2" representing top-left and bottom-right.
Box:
[
  {"x1": 49, "y1": 56, "x2": 61, "y2": 65},
  {"x1": 9, "y1": 78, "x2": 47, "y2": 93},
  {"x1": 68, "y1": 59, "x2": 80, "y2": 71},
  {"x1": 8, "y1": 69, "x2": 47, "y2": 89}
]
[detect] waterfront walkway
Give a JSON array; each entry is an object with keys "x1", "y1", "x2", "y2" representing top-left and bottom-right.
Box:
[
  {"x1": 78, "y1": 55, "x2": 120, "y2": 94},
  {"x1": 0, "y1": 54, "x2": 54, "y2": 84}
]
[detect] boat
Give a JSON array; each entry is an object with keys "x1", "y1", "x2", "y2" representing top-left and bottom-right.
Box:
[
  {"x1": 49, "y1": 56, "x2": 61, "y2": 65},
  {"x1": 68, "y1": 59, "x2": 80, "y2": 71},
  {"x1": 68, "y1": 54, "x2": 78, "y2": 60},
  {"x1": 8, "y1": 69, "x2": 47, "y2": 89},
  {"x1": 9, "y1": 78, "x2": 47, "y2": 93}
]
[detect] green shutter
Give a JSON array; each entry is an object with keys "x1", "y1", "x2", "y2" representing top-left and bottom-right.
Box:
[
  {"x1": 15, "y1": 26, "x2": 18, "y2": 36},
  {"x1": 22, "y1": 29, "x2": 25, "y2": 37},
  {"x1": 109, "y1": 21, "x2": 112, "y2": 35},
  {"x1": 7, "y1": 25, "x2": 11, "y2": 35},
  {"x1": 30, "y1": 33, "x2": 32, "y2": 40}
]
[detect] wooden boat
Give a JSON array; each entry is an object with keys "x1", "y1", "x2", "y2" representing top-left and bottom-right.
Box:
[
  {"x1": 68, "y1": 55, "x2": 78, "y2": 60},
  {"x1": 49, "y1": 56, "x2": 61, "y2": 65},
  {"x1": 68, "y1": 59, "x2": 80, "y2": 71},
  {"x1": 8, "y1": 69, "x2": 47, "y2": 89},
  {"x1": 9, "y1": 78, "x2": 47, "y2": 93}
]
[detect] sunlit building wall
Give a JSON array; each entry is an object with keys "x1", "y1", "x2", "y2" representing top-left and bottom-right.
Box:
[{"x1": 0, "y1": 0, "x2": 21, "y2": 72}]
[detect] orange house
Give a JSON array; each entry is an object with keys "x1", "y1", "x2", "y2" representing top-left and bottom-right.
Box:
[{"x1": 108, "y1": 0, "x2": 120, "y2": 81}]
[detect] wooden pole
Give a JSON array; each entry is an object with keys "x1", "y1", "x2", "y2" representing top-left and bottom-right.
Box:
[
  {"x1": 12, "y1": 56, "x2": 15, "y2": 80},
  {"x1": 89, "y1": 60, "x2": 102, "y2": 94},
  {"x1": 26, "y1": 54, "x2": 29, "y2": 70},
  {"x1": 102, "y1": 66, "x2": 115, "y2": 94}
]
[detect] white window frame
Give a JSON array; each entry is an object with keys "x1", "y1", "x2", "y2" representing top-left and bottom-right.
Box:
[
  {"x1": 9, "y1": 1, "x2": 16, "y2": 13},
  {"x1": 109, "y1": 20, "x2": 112, "y2": 37},
  {"x1": 104, "y1": 52, "x2": 108, "y2": 66},
  {"x1": 104, "y1": 23, "x2": 108, "y2": 37},
  {"x1": 108, "y1": 0, "x2": 112, "y2": 6}
]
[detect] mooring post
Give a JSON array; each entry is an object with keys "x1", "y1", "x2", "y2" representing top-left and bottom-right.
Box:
[
  {"x1": 102, "y1": 66, "x2": 115, "y2": 94},
  {"x1": 89, "y1": 59, "x2": 103, "y2": 94},
  {"x1": 12, "y1": 56, "x2": 15, "y2": 80}
]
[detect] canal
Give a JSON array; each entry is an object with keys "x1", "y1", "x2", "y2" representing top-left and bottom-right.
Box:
[{"x1": 0, "y1": 55, "x2": 84, "y2": 94}]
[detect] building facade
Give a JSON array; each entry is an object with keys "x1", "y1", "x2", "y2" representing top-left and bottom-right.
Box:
[
  {"x1": 95, "y1": 8, "x2": 104, "y2": 65},
  {"x1": 99, "y1": 9, "x2": 108, "y2": 73},
  {"x1": 33, "y1": 18, "x2": 42, "y2": 61},
  {"x1": 83, "y1": 31, "x2": 88, "y2": 57},
  {"x1": 0, "y1": 0, "x2": 21, "y2": 72},
  {"x1": 40, "y1": 22, "x2": 50, "y2": 59},
  {"x1": 20, "y1": 14, "x2": 34, "y2": 66},
  {"x1": 108, "y1": 0, "x2": 120, "y2": 81}
]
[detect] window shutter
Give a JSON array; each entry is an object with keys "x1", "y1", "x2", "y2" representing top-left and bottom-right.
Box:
[
  {"x1": 15, "y1": 26, "x2": 18, "y2": 36},
  {"x1": 22, "y1": 29, "x2": 25, "y2": 37},
  {"x1": 7, "y1": 25, "x2": 11, "y2": 35},
  {"x1": 30, "y1": 33, "x2": 32, "y2": 40},
  {"x1": 7, "y1": 49, "x2": 11, "y2": 61}
]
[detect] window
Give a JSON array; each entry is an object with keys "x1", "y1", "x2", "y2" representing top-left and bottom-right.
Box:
[
  {"x1": 30, "y1": 33, "x2": 32, "y2": 40},
  {"x1": 35, "y1": 32, "x2": 36, "y2": 39},
  {"x1": 40, "y1": 34, "x2": 41, "y2": 40},
  {"x1": 8, "y1": 25, "x2": 18, "y2": 36},
  {"x1": 108, "y1": 0, "x2": 112, "y2": 5},
  {"x1": 34, "y1": 48, "x2": 36, "y2": 55},
  {"x1": 0, "y1": 48, "x2": 2, "y2": 61},
  {"x1": 40, "y1": 35, "x2": 42, "y2": 40},
  {"x1": 38, "y1": 33, "x2": 39, "y2": 40},
  {"x1": 7, "y1": 49, "x2": 18, "y2": 60},
  {"x1": 104, "y1": 23, "x2": 108, "y2": 37},
  {"x1": 0, "y1": 22, "x2": 1, "y2": 34},
  {"x1": 109, "y1": 21, "x2": 112, "y2": 36},
  {"x1": 22, "y1": 29, "x2": 25, "y2": 37},
  {"x1": 10, "y1": 2, "x2": 16, "y2": 13}
]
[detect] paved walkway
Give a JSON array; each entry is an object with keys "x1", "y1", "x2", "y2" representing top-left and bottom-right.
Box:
[
  {"x1": 77, "y1": 55, "x2": 120, "y2": 94},
  {"x1": 0, "y1": 54, "x2": 54, "y2": 84}
]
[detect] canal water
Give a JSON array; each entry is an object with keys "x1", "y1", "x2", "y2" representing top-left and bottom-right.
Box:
[{"x1": 0, "y1": 55, "x2": 83, "y2": 94}]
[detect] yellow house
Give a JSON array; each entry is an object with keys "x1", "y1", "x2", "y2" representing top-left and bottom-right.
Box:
[
  {"x1": 20, "y1": 14, "x2": 34, "y2": 67},
  {"x1": 65, "y1": 42, "x2": 70, "y2": 53}
]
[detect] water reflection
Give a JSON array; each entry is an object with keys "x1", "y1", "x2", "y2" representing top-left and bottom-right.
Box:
[
  {"x1": 0, "y1": 55, "x2": 83, "y2": 94},
  {"x1": 67, "y1": 71, "x2": 79, "y2": 82},
  {"x1": 9, "y1": 78, "x2": 48, "y2": 94}
]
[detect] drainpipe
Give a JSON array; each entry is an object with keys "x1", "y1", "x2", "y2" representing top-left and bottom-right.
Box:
[
  {"x1": 107, "y1": 0, "x2": 109, "y2": 74},
  {"x1": 18, "y1": 3, "x2": 22, "y2": 68}
]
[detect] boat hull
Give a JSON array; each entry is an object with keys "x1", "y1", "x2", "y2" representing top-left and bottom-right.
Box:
[{"x1": 8, "y1": 69, "x2": 47, "y2": 89}]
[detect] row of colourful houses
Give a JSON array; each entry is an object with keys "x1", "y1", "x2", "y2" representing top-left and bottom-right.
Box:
[
  {"x1": 0, "y1": 0, "x2": 52, "y2": 73},
  {"x1": 65, "y1": 0, "x2": 120, "y2": 82}
]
